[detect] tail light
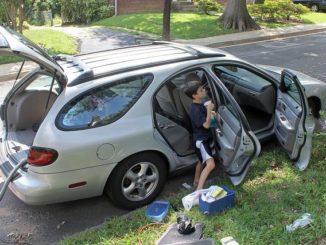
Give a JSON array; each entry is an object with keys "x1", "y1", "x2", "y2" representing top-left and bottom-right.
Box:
[{"x1": 28, "y1": 147, "x2": 58, "y2": 166}]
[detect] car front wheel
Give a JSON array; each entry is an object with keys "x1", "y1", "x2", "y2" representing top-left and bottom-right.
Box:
[{"x1": 105, "y1": 153, "x2": 167, "y2": 209}]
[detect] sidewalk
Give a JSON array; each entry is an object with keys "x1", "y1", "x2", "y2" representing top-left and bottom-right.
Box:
[
  {"x1": 1, "y1": 23, "x2": 326, "y2": 82},
  {"x1": 177, "y1": 23, "x2": 326, "y2": 47},
  {"x1": 0, "y1": 61, "x2": 38, "y2": 82}
]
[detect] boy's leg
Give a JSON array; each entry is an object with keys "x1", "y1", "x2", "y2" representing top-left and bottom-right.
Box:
[
  {"x1": 196, "y1": 158, "x2": 215, "y2": 190},
  {"x1": 193, "y1": 161, "x2": 203, "y2": 187}
]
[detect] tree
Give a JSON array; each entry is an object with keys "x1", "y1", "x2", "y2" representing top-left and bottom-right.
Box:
[
  {"x1": 219, "y1": 0, "x2": 260, "y2": 31},
  {"x1": 162, "y1": 0, "x2": 172, "y2": 41},
  {"x1": 2, "y1": 0, "x2": 35, "y2": 33}
]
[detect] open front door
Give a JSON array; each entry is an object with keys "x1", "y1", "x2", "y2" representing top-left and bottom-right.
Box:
[
  {"x1": 208, "y1": 72, "x2": 261, "y2": 186},
  {"x1": 274, "y1": 70, "x2": 315, "y2": 170}
]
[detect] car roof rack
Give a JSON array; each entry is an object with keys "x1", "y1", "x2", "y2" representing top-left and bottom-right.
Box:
[{"x1": 64, "y1": 42, "x2": 225, "y2": 86}]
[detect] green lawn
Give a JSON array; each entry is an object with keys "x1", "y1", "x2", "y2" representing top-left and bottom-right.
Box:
[
  {"x1": 93, "y1": 13, "x2": 236, "y2": 39},
  {"x1": 0, "y1": 29, "x2": 77, "y2": 65},
  {"x1": 24, "y1": 29, "x2": 77, "y2": 55},
  {"x1": 93, "y1": 12, "x2": 326, "y2": 40},
  {"x1": 61, "y1": 131, "x2": 326, "y2": 245},
  {"x1": 301, "y1": 12, "x2": 326, "y2": 24},
  {"x1": 0, "y1": 56, "x2": 23, "y2": 65}
]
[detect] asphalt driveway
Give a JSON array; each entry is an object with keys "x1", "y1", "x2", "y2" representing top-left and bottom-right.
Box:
[{"x1": 52, "y1": 26, "x2": 148, "y2": 54}]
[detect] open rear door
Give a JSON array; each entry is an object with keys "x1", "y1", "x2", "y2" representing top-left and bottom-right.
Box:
[
  {"x1": 208, "y1": 73, "x2": 261, "y2": 186},
  {"x1": 274, "y1": 70, "x2": 315, "y2": 170}
]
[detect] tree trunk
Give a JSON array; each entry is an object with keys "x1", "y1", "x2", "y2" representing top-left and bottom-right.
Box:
[
  {"x1": 219, "y1": 0, "x2": 260, "y2": 32},
  {"x1": 3, "y1": 0, "x2": 18, "y2": 30},
  {"x1": 18, "y1": 1, "x2": 24, "y2": 33},
  {"x1": 162, "y1": 0, "x2": 172, "y2": 41}
]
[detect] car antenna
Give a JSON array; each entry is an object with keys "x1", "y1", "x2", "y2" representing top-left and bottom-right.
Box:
[{"x1": 12, "y1": 59, "x2": 25, "y2": 88}]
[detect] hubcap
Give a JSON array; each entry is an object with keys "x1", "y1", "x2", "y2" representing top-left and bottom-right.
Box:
[{"x1": 121, "y1": 162, "x2": 159, "y2": 202}]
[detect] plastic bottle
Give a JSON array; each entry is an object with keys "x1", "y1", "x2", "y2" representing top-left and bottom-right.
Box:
[{"x1": 286, "y1": 213, "x2": 313, "y2": 232}]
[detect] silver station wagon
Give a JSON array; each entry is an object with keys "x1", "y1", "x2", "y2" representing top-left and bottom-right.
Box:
[{"x1": 1, "y1": 26, "x2": 326, "y2": 209}]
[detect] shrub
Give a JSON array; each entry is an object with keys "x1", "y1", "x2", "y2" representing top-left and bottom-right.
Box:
[
  {"x1": 48, "y1": 0, "x2": 61, "y2": 16},
  {"x1": 248, "y1": 0, "x2": 310, "y2": 22},
  {"x1": 34, "y1": 0, "x2": 49, "y2": 11},
  {"x1": 60, "y1": 0, "x2": 114, "y2": 24},
  {"x1": 194, "y1": 0, "x2": 224, "y2": 14},
  {"x1": 33, "y1": 11, "x2": 47, "y2": 26},
  {"x1": 28, "y1": 0, "x2": 51, "y2": 26}
]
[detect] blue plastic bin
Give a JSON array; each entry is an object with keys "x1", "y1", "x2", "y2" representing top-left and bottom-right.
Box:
[
  {"x1": 199, "y1": 186, "x2": 235, "y2": 215},
  {"x1": 145, "y1": 200, "x2": 170, "y2": 222}
]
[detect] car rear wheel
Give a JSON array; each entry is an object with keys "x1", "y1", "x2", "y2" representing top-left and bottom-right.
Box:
[
  {"x1": 105, "y1": 153, "x2": 167, "y2": 209},
  {"x1": 311, "y1": 4, "x2": 319, "y2": 12}
]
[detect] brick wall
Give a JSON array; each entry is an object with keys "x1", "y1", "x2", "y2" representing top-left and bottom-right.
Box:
[{"x1": 108, "y1": 0, "x2": 165, "y2": 14}]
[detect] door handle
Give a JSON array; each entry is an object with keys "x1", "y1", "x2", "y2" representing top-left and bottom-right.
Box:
[{"x1": 278, "y1": 118, "x2": 294, "y2": 132}]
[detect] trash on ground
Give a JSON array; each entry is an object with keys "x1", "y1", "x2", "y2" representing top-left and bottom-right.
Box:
[
  {"x1": 6, "y1": 232, "x2": 32, "y2": 244},
  {"x1": 177, "y1": 214, "x2": 195, "y2": 235},
  {"x1": 182, "y1": 185, "x2": 218, "y2": 211},
  {"x1": 182, "y1": 182, "x2": 193, "y2": 190},
  {"x1": 220, "y1": 236, "x2": 239, "y2": 245},
  {"x1": 56, "y1": 221, "x2": 66, "y2": 229},
  {"x1": 286, "y1": 213, "x2": 313, "y2": 232},
  {"x1": 199, "y1": 186, "x2": 235, "y2": 215},
  {"x1": 145, "y1": 200, "x2": 170, "y2": 222},
  {"x1": 155, "y1": 222, "x2": 204, "y2": 245}
]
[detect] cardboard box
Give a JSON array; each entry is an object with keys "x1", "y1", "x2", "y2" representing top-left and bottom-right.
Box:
[{"x1": 199, "y1": 186, "x2": 235, "y2": 215}]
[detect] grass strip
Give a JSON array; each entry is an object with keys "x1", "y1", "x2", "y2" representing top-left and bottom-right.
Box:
[{"x1": 61, "y1": 131, "x2": 326, "y2": 244}]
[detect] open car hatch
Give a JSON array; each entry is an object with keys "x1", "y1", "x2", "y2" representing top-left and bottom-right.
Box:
[{"x1": 0, "y1": 26, "x2": 66, "y2": 85}]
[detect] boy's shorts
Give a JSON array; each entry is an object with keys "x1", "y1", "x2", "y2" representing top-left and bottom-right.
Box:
[{"x1": 195, "y1": 139, "x2": 213, "y2": 164}]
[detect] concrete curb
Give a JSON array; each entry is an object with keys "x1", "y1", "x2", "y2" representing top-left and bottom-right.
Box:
[
  {"x1": 208, "y1": 26, "x2": 326, "y2": 48},
  {"x1": 176, "y1": 23, "x2": 326, "y2": 48},
  {"x1": 0, "y1": 62, "x2": 37, "y2": 83}
]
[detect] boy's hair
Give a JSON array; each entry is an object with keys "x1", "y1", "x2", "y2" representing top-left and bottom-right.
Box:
[{"x1": 183, "y1": 80, "x2": 202, "y2": 99}]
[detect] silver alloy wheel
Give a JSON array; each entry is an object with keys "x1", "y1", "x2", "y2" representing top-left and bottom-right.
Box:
[
  {"x1": 311, "y1": 4, "x2": 319, "y2": 12},
  {"x1": 121, "y1": 161, "x2": 159, "y2": 201}
]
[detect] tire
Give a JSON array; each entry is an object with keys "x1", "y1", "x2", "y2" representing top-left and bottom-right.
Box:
[
  {"x1": 105, "y1": 153, "x2": 167, "y2": 209},
  {"x1": 311, "y1": 4, "x2": 319, "y2": 12},
  {"x1": 308, "y1": 98, "x2": 321, "y2": 118}
]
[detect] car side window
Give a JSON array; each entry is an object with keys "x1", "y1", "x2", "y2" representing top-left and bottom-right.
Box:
[
  {"x1": 283, "y1": 74, "x2": 301, "y2": 105},
  {"x1": 57, "y1": 74, "x2": 153, "y2": 130}
]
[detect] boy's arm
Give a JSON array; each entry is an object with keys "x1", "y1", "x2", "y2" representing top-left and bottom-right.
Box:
[{"x1": 203, "y1": 102, "x2": 214, "y2": 129}]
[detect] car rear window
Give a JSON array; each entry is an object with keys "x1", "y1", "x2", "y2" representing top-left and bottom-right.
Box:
[{"x1": 56, "y1": 74, "x2": 153, "y2": 130}]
